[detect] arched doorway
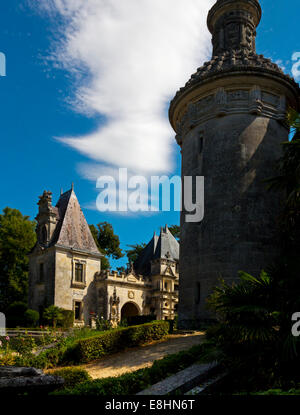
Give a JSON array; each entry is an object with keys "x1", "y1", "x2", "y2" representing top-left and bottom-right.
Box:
[{"x1": 121, "y1": 302, "x2": 140, "y2": 319}]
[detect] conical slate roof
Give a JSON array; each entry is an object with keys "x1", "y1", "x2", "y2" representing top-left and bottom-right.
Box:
[
  {"x1": 49, "y1": 188, "x2": 100, "y2": 255},
  {"x1": 134, "y1": 225, "x2": 179, "y2": 275}
]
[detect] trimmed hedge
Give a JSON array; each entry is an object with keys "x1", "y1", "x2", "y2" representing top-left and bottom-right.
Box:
[
  {"x1": 11, "y1": 321, "x2": 169, "y2": 369},
  {"x1": 49, "y1": 367, "x2": 91, "y2": 389},
  {"x1": 52, "y1": 343, "x2": 207, "y2": 395},
  {"x1": 68, "y1": 321, "x2": 169, "y2": 363}
]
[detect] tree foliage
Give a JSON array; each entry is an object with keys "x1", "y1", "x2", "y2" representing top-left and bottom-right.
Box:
[
  {"x1": 0, "y1": 207, "x2": 36, "y2": 311},
  {"x1": 89, "y1": 222, "x2": 123, "y2": 270},
  {"x1": 126, "y1": 243, "x2": 146, "y2": 264},
  {"x1": 168, "y1": 225, "x2": 180, "y2": 241},
  {"x1": 43, "y1": 305, "x2": 64, "y2": 328}
]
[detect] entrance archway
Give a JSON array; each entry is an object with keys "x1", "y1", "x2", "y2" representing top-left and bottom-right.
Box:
[{"x1": 121, "y1": 302, "x2": 140, "y2": 319}]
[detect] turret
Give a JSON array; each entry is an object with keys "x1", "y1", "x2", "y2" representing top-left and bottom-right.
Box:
[{"x1": 35, "y1": 191, "x2": 57, "y2": 245}]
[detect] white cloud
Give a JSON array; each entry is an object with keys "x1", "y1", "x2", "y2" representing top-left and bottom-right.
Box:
[
  {"x1": 292, "y1": 52, "x2": 300, "y2": 80},
  {"x1": 35, "y1": 0, "x2": 214, "y2": 175}
]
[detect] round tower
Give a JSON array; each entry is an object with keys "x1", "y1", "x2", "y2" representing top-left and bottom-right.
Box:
[{"x1": 169, "y1": 0, "x2": 300, "y2": 327}]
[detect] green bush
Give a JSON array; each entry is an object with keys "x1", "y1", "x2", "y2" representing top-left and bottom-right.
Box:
[
  {"x1": 53, "y1": 343, "x2": 206, "y2": 395},
  {"x1": 50, "y1": 367, "x2": 91, "y2": 389},
  {"x1": 14, "y1": 321, "x2": 169, "y2": 369},
  {"x1": 58, "y1": 310, "x2": 74, "y2": 328},
  {"x1": 70, "y1": 321, "x2": 169, "y2": 363},
  {"x1": 24, "y1": 309, "x2": 39, "y2": 327},
  {"x1": 13, "y1": 335, "x2": 36, "y2": 356},
  {"x1": 43, "y1": 306, "x2": 64, "y2": 328},
  {"x1": 96, "y1": 317, "x2": 113, "y2": 331}
]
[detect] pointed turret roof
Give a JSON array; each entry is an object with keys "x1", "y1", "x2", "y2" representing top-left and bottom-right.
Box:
[
  {"x1": 134, "y1": 225, "x2": 179, "y2": 275},
  {"x1": 49, "y1": 187, "x2": 100, "y2": 255}
]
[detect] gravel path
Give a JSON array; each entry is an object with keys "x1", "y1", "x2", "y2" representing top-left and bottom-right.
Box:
[{"x1": 82, "y1": 332, "x2": 205, "y2": 379}]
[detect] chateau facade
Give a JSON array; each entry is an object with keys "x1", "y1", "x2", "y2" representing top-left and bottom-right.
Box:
[
  {"x1": 169, "y1": 0, "x2": 300, "y2": 327},
  {"x1": 28, "y1": 188, "x2": 179, "y2": 326}
]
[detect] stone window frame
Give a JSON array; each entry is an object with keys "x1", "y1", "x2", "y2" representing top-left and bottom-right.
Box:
[
  {"x1": 73, "y1": 299, "x2": 84, "y2": 321},
  {"x1": 71, "y1": 259, "x2": 87, "y2": 288}
]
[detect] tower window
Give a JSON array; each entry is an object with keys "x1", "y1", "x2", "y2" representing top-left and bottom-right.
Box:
[{"x1": 75, "y1": 263, "x2": 84, "y2": 283}]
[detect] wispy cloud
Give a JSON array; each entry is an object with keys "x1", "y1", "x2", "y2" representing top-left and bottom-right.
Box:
[
  {"x1": 292, "y1": 52, "x2": 300, "y2": 80},
  {"x1": 33, "y1": 0, "x2": 214, "y2": 177}
]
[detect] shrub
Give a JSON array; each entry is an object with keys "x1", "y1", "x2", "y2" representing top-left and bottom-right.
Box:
[
  {"x1": 96, "y1": 317, "x2": 113, "y2": 331},
  {"x1": 24, "y1": 309, "x2": 39, "y2": 327},
  {"x1": 0, "y1": 353, "x2": 16, "y2": 366},
  {"x1": 58, "y1": 310, "x2": 74, "y2": 329},
  {"x1": 67, "y1": 321, "x2": 169, "y2": 364},
  {"x1": 49, "y1": 367, "x2": 91, "y2": 389},
  {"x1": 13, "y1": 321, "x2": 169, "y2": 369},
  {"x1": 43, "y1": 306, "x2": 64, "y2": 328},
  {"x1": 13, "y1": 335, "x2": 36, "y2": 356}
]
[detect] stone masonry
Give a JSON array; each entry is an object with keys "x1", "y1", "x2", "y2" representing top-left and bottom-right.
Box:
[
  {"x1": 169, "y1": 0, "x2": 300, "y2": 327},
  {"x1": 28, "y1": 188, "x2": 179, "y2": 325}
]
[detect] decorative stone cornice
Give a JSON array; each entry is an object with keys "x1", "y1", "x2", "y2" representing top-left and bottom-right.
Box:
[
  {"x1": 169, "y1": 1, "x2": 300, "y2": 132},
  {"x1": 175, "y1": 85, "x2": 288, "y2": 145}
]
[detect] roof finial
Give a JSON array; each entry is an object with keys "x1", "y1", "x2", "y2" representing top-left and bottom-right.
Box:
[
  {"x1": 71, "y1": 182, "x2": 74, "y2": 191},
  {"x1": 60, "y1": 188, "x2": 63, "y2": 196}
]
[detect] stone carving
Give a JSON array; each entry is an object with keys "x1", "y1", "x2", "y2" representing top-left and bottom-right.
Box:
[
  {"x1": 109, "y1": 287, "x2": 120, "y2": 322},
  {"x1": 249, "y1": 85, "x2": 263, "y2": 114},
  {"x1": 175, "y1": 84, "x2": 287, "y2": 138},
  {"x1": 228, "y1": 90, "x2": 249, "y2": 101},
  {"x1": 128, "y1": 290, "x2": 135, "y2": 300}
]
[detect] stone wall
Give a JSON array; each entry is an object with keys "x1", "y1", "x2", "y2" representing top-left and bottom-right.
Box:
[{"x1": 54, "y1": 248, "x2": 101, "y2": 325}]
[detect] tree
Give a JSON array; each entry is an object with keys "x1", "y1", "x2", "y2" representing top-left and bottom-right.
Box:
[
  {"x1": 43, "y1": 305, "x2": 63, "y2": 328},
  {"x1": 89, "y1": 222, "x2": 123, "y2": 269},
  {"x1": 169, "y1": 225, "x2": 180, "y2": 241},
  {"x1": 126, "y1": 243, "x2": 146, "y2": 264},
  {"x1": 0, "y1": 207, "x2": 36, "y2": 311}
]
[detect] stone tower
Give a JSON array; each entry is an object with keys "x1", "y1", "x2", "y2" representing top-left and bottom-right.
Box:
[
  {"x1": 29, "y1": 187, "x2": 102, "y2": 326},
  {"x1": 169, "y1": 0, "x2": 299, "y2": 327}
]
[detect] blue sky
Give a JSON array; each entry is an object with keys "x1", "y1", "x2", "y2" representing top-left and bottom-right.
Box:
[{"x1": 0, "y1": 0, "x2": 299, "y2": 268}]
